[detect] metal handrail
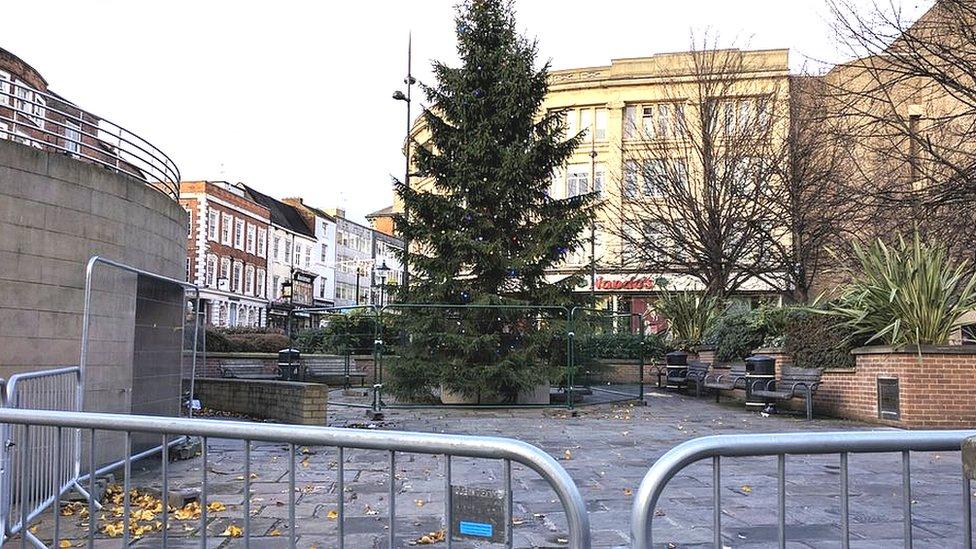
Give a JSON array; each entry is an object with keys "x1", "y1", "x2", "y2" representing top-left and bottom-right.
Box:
[
  {"x1": 0, "y1": 407, "x2": 592, "y2": 549},
  {"x1": 0, "y1": 79, "x2": 179, "y2": 200},
  {"x1": 631, "y1": 430, "x2": 976, "y2": 549}
]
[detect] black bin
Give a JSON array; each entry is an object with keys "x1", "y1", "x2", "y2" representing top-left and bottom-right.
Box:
[
  {"x1": 665, "y1": 350, "x2": 689, "y2": 389},
  {"x1": 744, "y1": 355, "x2": 775, "y2": 410},
  {"x1": 278, "y1": 348, "x2": 301, "y2": 381}
]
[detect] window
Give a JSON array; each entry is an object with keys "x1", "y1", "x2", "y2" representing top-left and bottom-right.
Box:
[
  {"x1": 566, "y1": 165, "x2": 590, "y2": 197},
  {"x1": 0, "y1": 70, "x2": 10, "y2": 106},
  {"x1": 186, "y1": 258, "x2": 191, "y2": 281},
  {"x1": 594, "y1": 165, "x2": 605, "y2": 195},
  {"x1": 294, "y1": 242, "x2": 301, "y2": 265},
  {"x1": 206, "y1": 254, "x2": 217, "y2": 288},
  {"x1": 234, "y1": 218, "x2": 245, "y2": 249},
  {"x1": 284, "y1": 238, "x2": 292, "y2": 264},
  {"x1": 623, "y1": 161, "x2": 639, "y2": 199},
  {"x1": 246, "y1": 224, "x2": 256, "y2": 254},
  {"x1": 14, "y1": 85, "x2": 31, "y2": 116},
  {"x1": 232, "y1": 262, "x2": 243, "y2": 293},
  {"x1": 580, "y1": 108, "x2": 592, "y2": 140},
  {"x1": 0, "y1": 122, "x2": 7, "y2": 140},
  {"x1": 207, "y1": 209, "x2": 219, "y2": 241},
  {"x1": 624, "y1": 106, "x2": 637, "y2": 139},
  {"x1": 564, "y1": 109, "x2": 578, "y2": 137},
  {"x1": 272, "y1": 275, "x2": 280, "y2": 298},
  {"x1": 219, "y1": 257, "x2": 231, "y2": 289},
  {"x1": 642, "y1": 107, "x2": 655, "y2": 137},
  {"x1": 273, "y1": 236, "x2": 281, "y2": 260},
  {"x1": 244, "y1": 265, "x2": 255, "y2": 295},
  {"x1": 642, "y1": 160, "x2": 667, "y2": 197},
  {"x1": 31, "y1": 95, "x2": 46, "y2": 127},
  {"x1": 304, "y1": 245, "x2": 311, "y2": 268},
  {"x1": 257, "y1": 228, "x2": 267, "y2": 258},
  {"x1": 184, "y1": 206, "x2": 193, "y2": 238},
  {"x1": 594, "y1": 108, "x2": 607, "y2": 141},
  {"x1": 221, "y1": 213, "x2": 232, "y2": 244},
  {"x1": 64, "y1": 120, "x2": 81, "y2": 155},
  {"x1": 256, "y1": 269, "x2": 266, "y2": 298},
  {"x1": 320, "y1": 243, "x2": 328, "y2": 262}
]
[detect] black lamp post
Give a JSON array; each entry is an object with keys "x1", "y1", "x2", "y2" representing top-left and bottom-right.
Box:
[
  {"x1": 393, "y1": 33, "x2": 414, "y2": 293},
  {"x1": 374, "y1": 260, "x2": 390, "y2": 306}
]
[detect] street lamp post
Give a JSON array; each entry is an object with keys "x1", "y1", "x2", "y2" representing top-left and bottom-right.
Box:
[
  {"x1": 393, "y1": 32, "x2": 414, "y2": 294},
  {"x1": 374, "y1": 260, "x2": 390, "y2": 306}
]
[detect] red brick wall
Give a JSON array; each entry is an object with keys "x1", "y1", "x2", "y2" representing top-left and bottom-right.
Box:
[{"x1": 813, "y1": 347, "x2": 976, "y2": 428}]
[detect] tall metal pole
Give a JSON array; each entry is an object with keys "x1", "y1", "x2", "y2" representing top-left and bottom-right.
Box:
[
  {"x1": 589, "y1": 146, "x2": 597, "y2": 304},
  {"x1": 402, "y1": 33, "x2": 413, "y2": 293}
]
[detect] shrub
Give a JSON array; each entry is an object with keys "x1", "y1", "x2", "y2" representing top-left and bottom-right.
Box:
[
  {"x1": 295, "y1": 310, "x2": 385, "y2": 355},
  {"x1": 783, "y1": 309, "x2": 858, "y2": 369},
  {"x1": 202, "y1": 328, "x2": 291, "y2": 353},
  {"x1": 704, "y1": 309, "x2": 766, "y2": 362},
  {"x1": 827, "y1": 232, "x2": 976, "y2": 346},
  {"x1": 654, "y1": 290, "x2": 719, "y2": 350},
  {"x1": 576, "y1": 332, "x2": 666, "y2": 361}
]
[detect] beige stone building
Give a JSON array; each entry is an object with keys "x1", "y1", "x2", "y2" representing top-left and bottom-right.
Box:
[{"x1": 396, "y1": 48, "x2": 790, "y2": 317}]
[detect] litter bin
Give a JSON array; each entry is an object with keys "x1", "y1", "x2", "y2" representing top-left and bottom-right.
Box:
[
  {"x1": 744, "y1": 355, "x2": 775, "y2": 411},
  {"x1": 278, "y1": 348, "x2": 301, "y2": 381},
  {"x1": 665, "y1": 350, "x2": 689, "y2": 389}
]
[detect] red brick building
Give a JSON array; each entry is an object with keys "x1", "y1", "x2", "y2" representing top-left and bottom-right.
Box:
[{"x1": 180, "y1": 181, "x2": 270, "y2": 326}]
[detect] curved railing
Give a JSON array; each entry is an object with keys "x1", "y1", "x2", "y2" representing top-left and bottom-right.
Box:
[
  {"x1": 631, "y1": 430, "x2": 976, "y2": 549},
  {"x1": 0, "y1": 79, "x2": 180, "y2": 200}
]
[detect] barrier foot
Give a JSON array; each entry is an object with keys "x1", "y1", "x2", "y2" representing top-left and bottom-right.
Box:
[
  {"x1": 25, "y1": 529, "x2": 48, "y2": 549},
  {"x1": 71, "y1": 480, "x2": 104, "y2": 511}
]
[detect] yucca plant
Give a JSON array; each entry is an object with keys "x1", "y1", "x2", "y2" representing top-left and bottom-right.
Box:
[
  {"x1": 828, "y1": 231, "x2": 976, "y2": 347},
  {"x1": 654, "y1": 290, "x2": 720, "y2": 350}
]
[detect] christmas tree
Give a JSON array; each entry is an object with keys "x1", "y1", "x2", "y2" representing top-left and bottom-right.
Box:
[{"x1": 389, "y1": 0, "x2": 598, "y2": 402}]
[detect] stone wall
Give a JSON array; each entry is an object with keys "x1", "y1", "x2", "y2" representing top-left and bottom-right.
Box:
[
  {"x1": 193, "y1": 378, "x2": 327, "y2": 425},
  {"x1": 0, "y1": 139, "x2": 187, "y2": 411}
]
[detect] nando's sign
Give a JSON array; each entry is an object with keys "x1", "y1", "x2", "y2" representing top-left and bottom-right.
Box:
[{"x1": 593, "y1": 275, "x2": 658, "y2": 291}]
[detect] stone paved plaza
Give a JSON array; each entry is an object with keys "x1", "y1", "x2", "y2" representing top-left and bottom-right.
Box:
[{"x1": 28, "y1": 388, "x2": 971, "y2": 548}]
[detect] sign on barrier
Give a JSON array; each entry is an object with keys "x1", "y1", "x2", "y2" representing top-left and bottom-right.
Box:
[{"x1": 451, "y1": 485, "x2": 509, "y2": 543}]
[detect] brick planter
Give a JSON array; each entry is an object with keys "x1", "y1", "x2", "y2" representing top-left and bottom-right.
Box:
[{"x1": 811, "y1": 346, "x2": 976, "y2": 428}]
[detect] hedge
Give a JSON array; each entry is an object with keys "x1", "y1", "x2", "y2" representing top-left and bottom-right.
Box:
[{"x1": 782, "y1": 309, "x2": 857, "y2": 370}]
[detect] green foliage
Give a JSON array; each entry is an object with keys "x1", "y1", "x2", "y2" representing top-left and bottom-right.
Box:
[
  {"x1": 388, "y1": 0, "x2": 597, "y2": 401},
  {"x1": 705, "y1": 309, "x2": 766, "y2": 362},
  {"x1": 203, "y1": 328, "x2": 291, "y2": 353},
  {"x1": 783, "y1": 308, "x2": 858, "y2": 369},
  {"x1": 295, "y1": 310, "x2": 384, "y2": 355},
  {"x1": 655, "y1": 290, "x2": 719, "y2": 350},
  {"x1": 826, "y1": 232, "x2": 976, "y2": 346},
  {"x1": 576, "y1": 332, "x2": 666, "y2": 360}
]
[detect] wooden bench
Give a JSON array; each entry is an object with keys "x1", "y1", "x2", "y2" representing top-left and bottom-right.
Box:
[
  {"x1": 218, "y1": 364, "x2": 278, "y2": 380},
  {"x1": 703, "y1": 362, "x2": 747, "y2": 402},
  {"x1": 303, "y1": 355, "x2": 367, "y2": 388},
  {"x1": 752, "y1": 366, "x2": 822, "y2": 420}
]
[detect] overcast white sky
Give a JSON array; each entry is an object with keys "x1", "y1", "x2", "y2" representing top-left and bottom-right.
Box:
[{"x1": 3, "y1": 1, "x2": 931, "y2": 223}]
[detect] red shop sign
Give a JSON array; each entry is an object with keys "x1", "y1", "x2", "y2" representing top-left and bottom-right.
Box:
[{"x1": 594, "y1": 275, "x2": 657, "y2": 291}]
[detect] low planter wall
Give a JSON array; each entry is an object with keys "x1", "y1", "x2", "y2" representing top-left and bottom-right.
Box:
[
  {"x1": 193, "y1": 378, "x2": 327, "y2": 425},
  {"x1": 186, "y1": 352, "x2": 379, "y2": 382},
  {"x1": 809, "y1": 346, "x2": 976, "y2": 428},
  {"x1": 591, "y1": 359, "x2": 659, "y2": 385}
]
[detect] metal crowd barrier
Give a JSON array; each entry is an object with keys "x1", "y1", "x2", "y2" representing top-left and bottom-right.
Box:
[
  {"x1": 0, "y1": 408, "x2": 591, "y2": 549},
  {"x1": 0, "y1": 367, "x2": 88, "y2": 547},
  {"x1": 631, "y1": 430, "x2": 976, "y2": 549}
]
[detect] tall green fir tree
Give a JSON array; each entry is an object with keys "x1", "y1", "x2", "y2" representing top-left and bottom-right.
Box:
[{"x1": 388, "y1": 0, "x2": 599, "y2": 403}]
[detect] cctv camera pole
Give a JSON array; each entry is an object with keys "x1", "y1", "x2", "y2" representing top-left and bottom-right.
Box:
[{"x1": 402, "y1": 33, "x2": 413, "y2": 293}]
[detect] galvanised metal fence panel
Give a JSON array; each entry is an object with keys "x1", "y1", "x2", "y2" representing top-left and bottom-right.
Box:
[
  {"x1": 631, "y1": 430, "x2": 976, "y2": 549},
  {"x1": 0, "y1": 407, "x2": 592, "y2": 549},
  {"x1": 0, "y1": 367, "x2": 86, "y2": 547},
  {"x1": 568, "y1": 307, "x2": 649, "y2": 407}
]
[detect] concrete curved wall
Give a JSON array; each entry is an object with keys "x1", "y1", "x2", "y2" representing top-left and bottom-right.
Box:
[{"x1": 0, "y1": 138, "x2": 187, "y2": 413}]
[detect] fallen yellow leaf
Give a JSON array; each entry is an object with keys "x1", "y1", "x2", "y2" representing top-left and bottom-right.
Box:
[
  {"x1": 741, "y1": 485, "x2": 753, "y2": 494},
  {"x1": 207, "y1": 501, "x2": 226, "y2": 513},
  {"x1": 269, "y1": 528, "x2": 281, "y2": 536},
  {"x1": 623, "y1": 488, "x2": 633, "y2": 496},
  {"x1": 220, "y1": 524, "x2": 243, "y2": 537},
  {"x1": 563, "y1": 449, "x2": 573, "y2": 460},
  {"x1": 59, "y1": 541, "x2": 71, "y2": 548},
  {"x1": 326, "y1": 509, "x2": 339, "y2": 520},
  {"x1": 300, "y1": 457, "x2": 310, "y2": 469}
]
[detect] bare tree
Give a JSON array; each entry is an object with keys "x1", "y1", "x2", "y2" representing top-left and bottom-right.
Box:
[
  {"x1": 826, "y1": 0, "x2": 976, "y2": 262},
  {"x1": 605, "y1": 42, "x2": 788, "y2": 299},
  {"x1": 753, "y1": 74, "x2": 863, "y2": 302}
]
